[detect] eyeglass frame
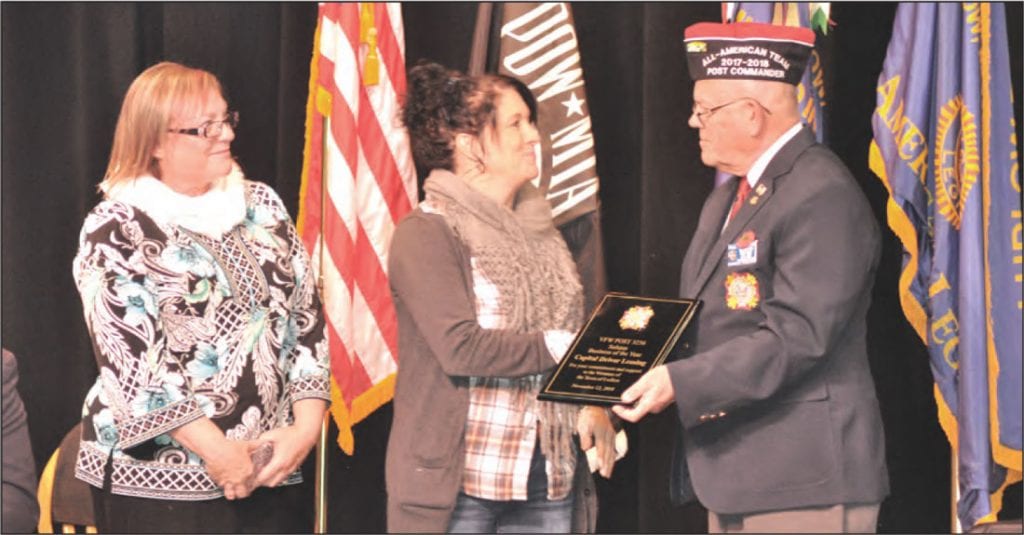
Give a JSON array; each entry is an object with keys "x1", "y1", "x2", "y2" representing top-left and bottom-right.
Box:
[
  {"x1": 691, "y1": 97, "x2": 771, "y2": 127},
  {"x1": 167, "y1": 111, "x2": 240, "y2": 139}
]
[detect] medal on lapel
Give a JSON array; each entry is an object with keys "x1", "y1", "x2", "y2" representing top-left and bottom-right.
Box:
[
  {"x1": 725, "y1": 272, "x2": 760, "y2": 310},
  {"x1": 748, "y1": 184, "x2": 767, "y2": 206}
]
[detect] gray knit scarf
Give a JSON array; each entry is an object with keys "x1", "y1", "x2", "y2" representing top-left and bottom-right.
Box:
[{"x1": 423, "y1": 169, "x2": 583, "y2": 478}]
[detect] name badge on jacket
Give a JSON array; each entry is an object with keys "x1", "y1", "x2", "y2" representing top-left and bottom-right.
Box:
[{"x1": 726, "y1": 230, "x2": 758, "y2": 267}]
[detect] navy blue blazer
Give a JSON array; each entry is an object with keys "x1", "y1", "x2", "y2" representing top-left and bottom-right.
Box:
[{"x1": 667, "y1": 127, "x2": 890, "y2": 514}]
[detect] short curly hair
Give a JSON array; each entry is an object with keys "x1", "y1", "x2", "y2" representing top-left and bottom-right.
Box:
[{"x1": 402, "y1": 60, "x2": 537, "y2": 172}]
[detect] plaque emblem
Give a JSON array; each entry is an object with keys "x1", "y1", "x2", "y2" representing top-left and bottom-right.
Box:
[
  {"x1": 619, "y1": 305, "x2": 655, "y2": 331},
  {"x1": 724, "y1": 272, "x2": 759, "y2": 310}
]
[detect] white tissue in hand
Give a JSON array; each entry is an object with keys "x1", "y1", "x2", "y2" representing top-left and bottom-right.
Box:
[{"x1": 585, "y1": 429, "x2": 628, "y2": 473}]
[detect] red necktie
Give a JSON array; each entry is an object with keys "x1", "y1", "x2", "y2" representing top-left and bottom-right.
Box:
[{"x1": 728, "y1": 178, "x2": 752, "y2": 221}]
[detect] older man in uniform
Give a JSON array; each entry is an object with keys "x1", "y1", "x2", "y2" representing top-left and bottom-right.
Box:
[{"x1": 613, "y1": 22, "x2": 890, "y2": 533}]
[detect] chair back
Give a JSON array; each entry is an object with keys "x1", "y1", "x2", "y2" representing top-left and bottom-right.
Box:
[{"x1": 37, "y1": 422, "x2": 96, "y2": 533}]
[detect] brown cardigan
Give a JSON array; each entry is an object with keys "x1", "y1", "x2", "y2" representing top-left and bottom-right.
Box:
[{"x1": 384, "y1": 209, "x2": 596, "y2": 533}]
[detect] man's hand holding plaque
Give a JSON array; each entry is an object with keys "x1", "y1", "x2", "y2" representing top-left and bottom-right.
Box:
[
  {"x1": 612, "y1": 365, "x2": 676, "y2": 422},
  {"x1": 538, "y1": 294, "x2": 699, "y2": 406}
]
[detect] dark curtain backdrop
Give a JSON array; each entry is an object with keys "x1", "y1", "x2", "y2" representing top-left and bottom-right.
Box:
[{"x1": 2, "y1": 3, "x2": 1021, "y2": 533}]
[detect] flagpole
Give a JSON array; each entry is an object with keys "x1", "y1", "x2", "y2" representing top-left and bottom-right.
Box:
[
  {"x1": 314, "y1": 416, "x2": 328, "y2": 533},
  {"x1": 313, "y1": 112, "x2": 330, "y2": 534},
  {"x1": 951, "y1": 447, "x2": 961, "y2": 533},
  {"x1": 468, "y1": 2, "x2": 492, "y2": 75}
]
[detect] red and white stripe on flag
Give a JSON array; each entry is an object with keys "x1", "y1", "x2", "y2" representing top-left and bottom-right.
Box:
[{"x1": 297, "y1": 2, "x2": 416, "y2": 455}]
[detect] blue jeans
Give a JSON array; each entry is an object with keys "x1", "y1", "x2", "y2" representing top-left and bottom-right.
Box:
[{"x1": 448, "y1": 443, "x2": 574, "y2": 533}]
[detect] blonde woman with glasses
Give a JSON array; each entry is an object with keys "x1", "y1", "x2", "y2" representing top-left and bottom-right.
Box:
[{"x1": 71, "y1": 61, "x2": 329, "y2": 533}]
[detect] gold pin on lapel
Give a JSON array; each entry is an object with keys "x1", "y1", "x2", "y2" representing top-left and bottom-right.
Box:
[
  {"x1": 755, "y1": 184, "x2": 767, "y2": 195},
  {"x1": 750, "y1": 196, "x2": 760, "y2": 205}
]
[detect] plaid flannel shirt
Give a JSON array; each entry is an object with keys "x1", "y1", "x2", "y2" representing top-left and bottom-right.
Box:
[{"x1": 461, "y1": 259, "x2": 574, "y2": 501}]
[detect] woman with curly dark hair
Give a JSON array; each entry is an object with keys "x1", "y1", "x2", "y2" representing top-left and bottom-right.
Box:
[{"x1": 384, "y1": 61, "x2": 617, "y2": 533}]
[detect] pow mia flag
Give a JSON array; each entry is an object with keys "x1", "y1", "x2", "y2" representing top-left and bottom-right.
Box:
[{"x1": 470, "y1": 2, "x2": 607, "y2": 312}]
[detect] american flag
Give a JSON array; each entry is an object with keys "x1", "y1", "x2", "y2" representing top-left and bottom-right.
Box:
[{"x1": 298, "y1": 2, "x2": 416, "y2": 455}]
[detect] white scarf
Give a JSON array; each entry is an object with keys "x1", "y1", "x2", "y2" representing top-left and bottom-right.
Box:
[{"x1": 103, "y1": 165, "x2": 247, "y2": 238}]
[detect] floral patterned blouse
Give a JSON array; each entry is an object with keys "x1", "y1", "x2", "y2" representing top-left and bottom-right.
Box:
[{"x1": 72, "y1": 172, "x2": 330, "y2": 500}]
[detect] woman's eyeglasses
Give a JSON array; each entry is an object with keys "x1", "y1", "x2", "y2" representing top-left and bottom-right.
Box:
[{"x1": 168, "y1": 111, "x2": 239, "y2": 139}]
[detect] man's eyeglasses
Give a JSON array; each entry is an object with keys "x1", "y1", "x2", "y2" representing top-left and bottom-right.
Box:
[
  {"x1": 691, "y1": 98, "x2": 771, "y2": 127},
  {"x1": 168, "y1": 111, "x2": 239, "y2": 139}
]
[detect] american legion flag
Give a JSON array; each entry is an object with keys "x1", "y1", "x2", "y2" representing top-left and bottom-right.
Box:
[
  {"x1": 469, "y1": 2, "x2": 607, "y2": 312},
  {"x1": 869, "y1": 3, "x2": 1022, "y2": 528},
  {"x1": 297, "y1": 2, "x2": 416, "y2": 455}
]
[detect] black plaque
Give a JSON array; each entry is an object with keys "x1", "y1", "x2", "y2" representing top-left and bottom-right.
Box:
[{"x1": 538, "y1": 293, "x2": 700, "y2": 405}]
